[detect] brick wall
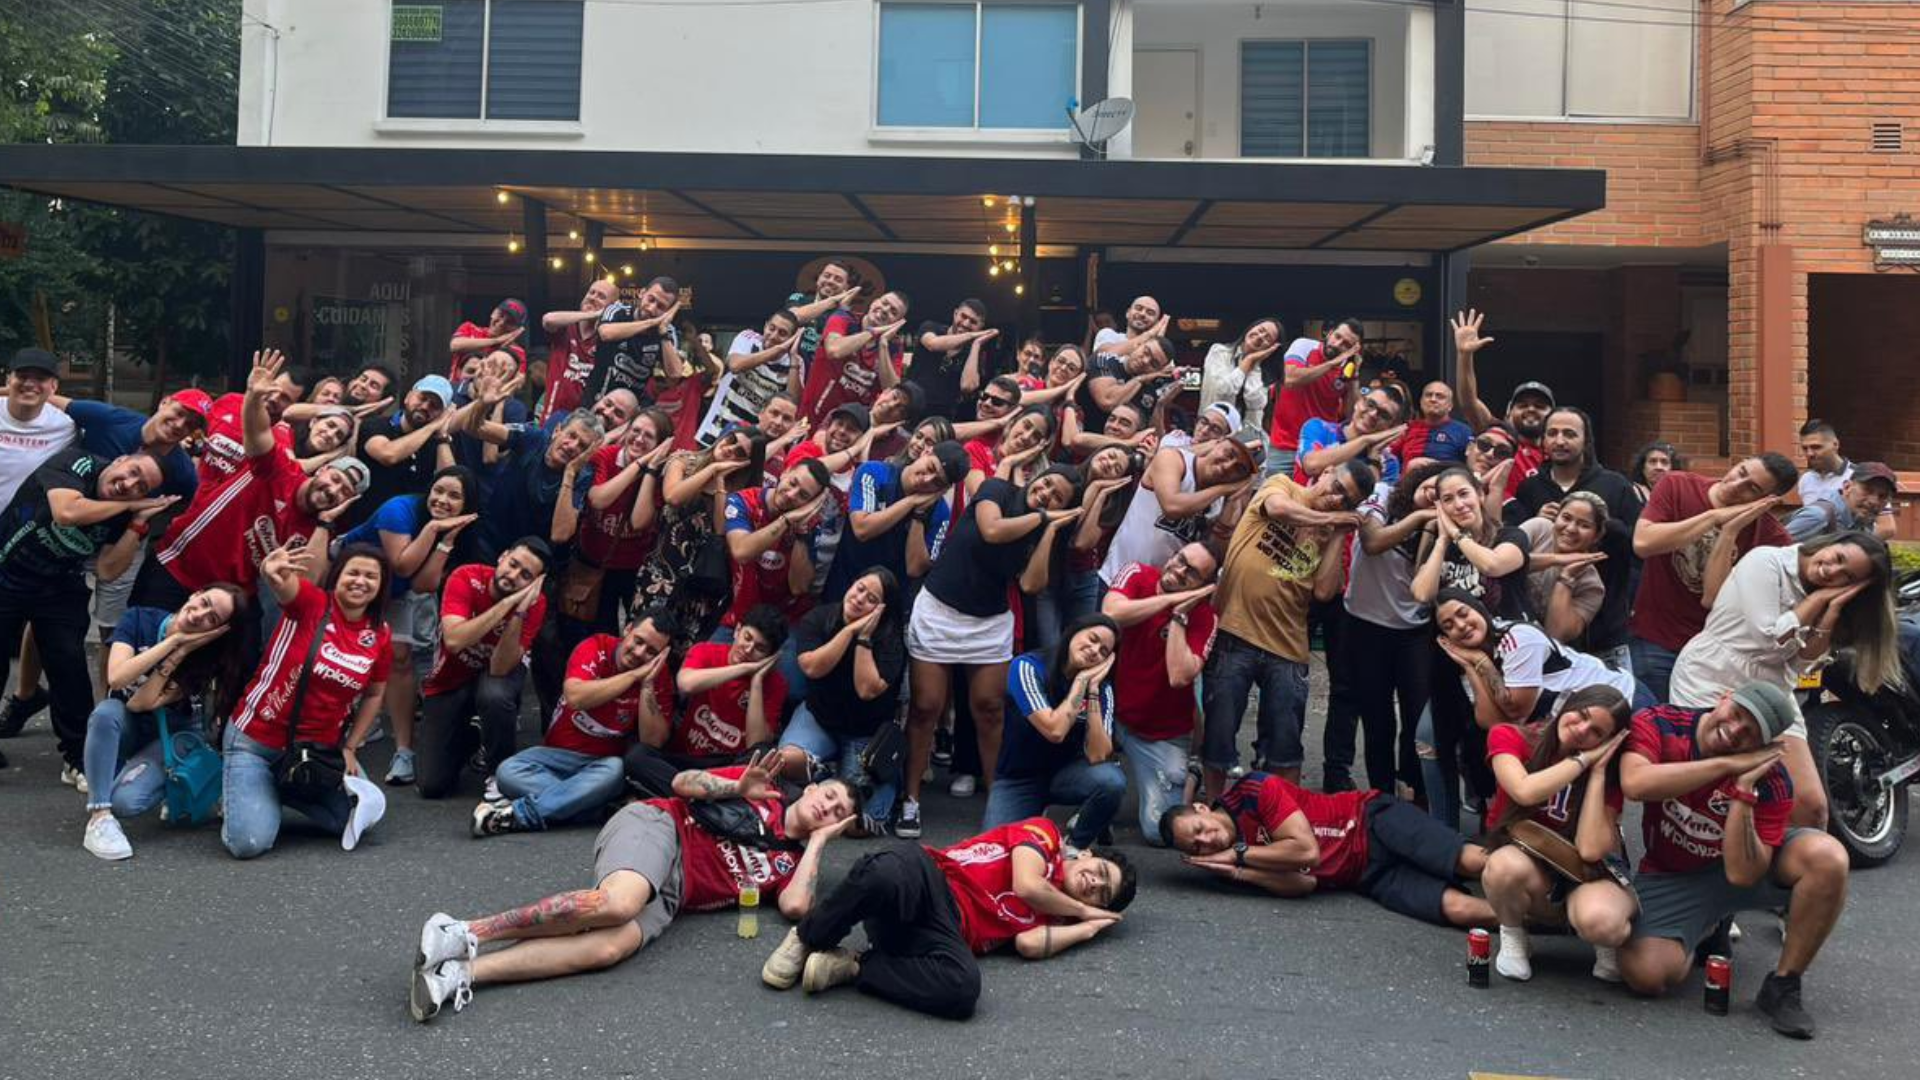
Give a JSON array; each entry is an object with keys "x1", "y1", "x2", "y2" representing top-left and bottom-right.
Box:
[
  {"x1": 1465, "y1": 122, "x2": 1706, "y2": 247},
  {"x1": 1619, "y1": 400, "x2": 1726, "y2": 471}
]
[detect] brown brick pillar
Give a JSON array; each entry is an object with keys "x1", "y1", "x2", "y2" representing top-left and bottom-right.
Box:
[{"x1": 1754, "y1": 244, "x2": 1798, "y2": 456}]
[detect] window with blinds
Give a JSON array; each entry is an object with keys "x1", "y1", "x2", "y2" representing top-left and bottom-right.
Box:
[
  {"x1": 876, "y1": 2, "x2": 1080, "y2": 130},
  {"x1": 1240, "y1": 40, "x2": 1371, "y2": 159},
  {"x1": 387, "y1": 1, "x2": 584, "y2": 122}
]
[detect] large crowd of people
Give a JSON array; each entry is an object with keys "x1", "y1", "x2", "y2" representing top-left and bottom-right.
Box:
[{"x1": 0, "y1": 259, "x2": 1907, "y2": 1038}]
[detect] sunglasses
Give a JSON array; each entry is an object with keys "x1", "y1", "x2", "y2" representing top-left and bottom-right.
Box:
[
  {"x1": 1473, "y1": 436, "x2": 1516, "y2": 460},
  {"x1": 980, "y1": 393, "x2": 1019, "y2": 409}
]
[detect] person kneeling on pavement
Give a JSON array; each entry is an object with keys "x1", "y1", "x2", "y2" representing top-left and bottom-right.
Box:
[
  {"x1": 411, "y1": 752, "x2": 860, "y2": 1022},
  {"x1": 624, "y1": 604, "x2": 798, "y2": 798},
  {"x1": 471, "y1": 609, "x2": 676, "y2": 837},
  {"x1": 761, "y1": 816, "x2": 1136, "y2": 1019},
  {"x1": 1617, "y1": 681, "x2": 1850, "y2": 1040},
  {"x1": 1161, "y1": 771, "x2": 1496, "y2": 928}
]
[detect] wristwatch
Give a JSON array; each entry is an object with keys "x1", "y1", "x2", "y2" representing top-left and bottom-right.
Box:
[
  {"x1": 856, "y1": 637, "x2": 874, "y2": 649},
  {"x1": 1233, "y1": 841, "x2": 1248, "y2": 868}
]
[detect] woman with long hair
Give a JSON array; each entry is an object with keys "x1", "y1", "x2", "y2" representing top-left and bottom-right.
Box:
[
  {"x1": 1049, "y1": 444, "x2": 1147, "y2": 635},
  {"x1": 1479, "y1": 685, "x2": 1637, "y2": 984},
  {"x1": 338, "y1": 464, "x2": 480, "y2": 785},
  {"x1": 1671, "y1": 529, "x2": 1901, "y2": 829},
  {"x1": 983, "y1": 612, "x2": 1123, "y2": 853},
  {"x1": 779, "y1": 568, "x2": 908, "y2": 834},
  {"x1": 78, "y1": 583, "x2": 251, "y2": 860},
  {"x1": 633, "y1": 425, "x2": 769, "y2": 652},
  {"x1": 1199, "y1": 316, "x2": 1283, "y2": 433},
  {"x1": 1434, "y1": 589, "x2": 1647, "y2": 728},
  {"x1": 221, "y1": 542, "x2": 394, "y2": 859},
  {"x1": 1628, "y1": 440, "x2": 1685, "y2": 504},
  {"x1": 963, "y1": 406, "x2": 1055, "y2": 502},
  {"x1": 1518, "y1": 491, "x2": 1611, "y2": 648}
]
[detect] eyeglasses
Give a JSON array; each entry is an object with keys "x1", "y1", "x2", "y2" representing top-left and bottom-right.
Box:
[{"x1": 1473, "y1": 437, "x2": 1516, "y2": 460}]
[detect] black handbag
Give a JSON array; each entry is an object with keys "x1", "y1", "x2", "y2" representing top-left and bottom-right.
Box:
[
  {"x1": 685, "y1": 531, "x2": 732, "y2": 598},
  {"x1": 273, "y1": 612, "x2": 347, "y2": 805},
  {"x1": 857, "y1": 720, "x2": 907, "y2": 787},
  {"x1": 687, "y1": 786, "x2": 804, "y2": 852}
]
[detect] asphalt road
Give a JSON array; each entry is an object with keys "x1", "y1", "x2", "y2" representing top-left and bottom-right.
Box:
[{"x1": 5, "y1": 661, "x2": 1919, "y2": 1080}]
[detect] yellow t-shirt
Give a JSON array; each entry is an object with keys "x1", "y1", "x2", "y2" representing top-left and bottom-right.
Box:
[{"x1": 1216, "y1": 474, "x2": 1327, "y2": 663}]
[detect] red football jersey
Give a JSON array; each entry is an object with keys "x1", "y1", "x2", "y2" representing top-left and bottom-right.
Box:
[
  {"x1": 1109, "y1": 562, "x2": 1217, "y2": 742},
  {"x1": 1220, "y1": 774, "x2": 1373, "y2": 888},
  {"x1": 423, "y1": 563, "x2": 547, "y2": 696},
  {"x1": 155, "y1": 442, "x2": 312, "y2": 592},
  {"x1": 542, "y1": 634, "x2": 673, "y2": 758},
  {"x1": 231, "y1": 580, "x2": 392, "y2": 751},
  {"x1": 663, "y1": 642, "x2": 787, "y2": 757},
  {"x1": 930, "y1": 818, "x2": 1066, "y2": 954},
  {"x1": 644, "y1": 766, "x2": 800, "y2": 911},
  {"x1": 1484, "y1": 723, "x2": 1624, "y2": 837},
  {"x1": 1628, "y1": 706, "x2": 1793, "y2": 876}
]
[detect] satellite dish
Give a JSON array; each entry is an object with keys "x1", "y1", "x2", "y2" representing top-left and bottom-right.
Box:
[{"x1": 1066, "y1": 97, "x2": 1135, "y2": 157}]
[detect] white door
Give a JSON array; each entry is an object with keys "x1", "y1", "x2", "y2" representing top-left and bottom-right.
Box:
[{"x1": 1132, "y1": 49, "x2": 1199, "y2": 158}]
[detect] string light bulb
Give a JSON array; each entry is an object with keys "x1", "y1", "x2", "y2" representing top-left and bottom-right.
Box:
[
  {"x1": 988, "y1": 264, "x2": 1000, "y2": 277},
  {"x1": 495, "y1": 190, "x2": 510, "y2": 204},
  {"x1": 506, "y1": 236, "x2": 521, "y2": 254},
  {"x1": 1005, "y1": 222, "x2": 1017, "y2": 234},
  {"x1": 549, "y1": 256, "x2": 564, "y2": 270},
  {"x1": 583, "y1": 251, "x2": 596, "y2": 264},
  {"x1": 1014, "y1": 284, "x2": 1025, "y2": 296},
  {"x1": 621, "y1": 264, "x2": 635, "y2": 276},
  {"x1": 989, "y1": 244, "x2": 999, "y2": 256},
  {"x1": 983, "y1": 197, "x2": 995, "y2": 208},
  {"x1": 567, "y1": 229, "x2": 580, "y2": 241}
]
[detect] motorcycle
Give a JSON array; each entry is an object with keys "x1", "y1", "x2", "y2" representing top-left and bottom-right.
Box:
[{"x1": 1800, "y1": 571, "x2": 1920, "y2": 867}]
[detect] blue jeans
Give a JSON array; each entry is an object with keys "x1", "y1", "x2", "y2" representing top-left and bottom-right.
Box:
[
  {"x1": 710, "y1": 624, "x2": 809, "y2": 707},
  {"x1": 1115, "y1": 725, "x2": 1188, "y2": 846},
  {"x1": 1201, "y1": 631, "x2": 1310, "y2": 771},
  {"x1": 982, "y1": 759, "x2": 1127, "y2": 849},
  {"x1": 1630, "y1": 637, "x2": 1678, "y2": 703},
  {"x1": 1030, "y1": 569, "x2": 1107, "y2": 651},
  {"x1": 221, "y1": 724, "x2": 353, "y2": 860},
  {"x1": 495, "y1": 745, "x2": 627, "y2": 830},
  {"x1": 81, "y1": 698, "x2": 170, "y2": 817},
  {"x1": 779, "y1": 704, "x2": 897, "y2": 822},
  {"x1": 1264, "y1": 446, "x2": 1295, "y2": 481}
]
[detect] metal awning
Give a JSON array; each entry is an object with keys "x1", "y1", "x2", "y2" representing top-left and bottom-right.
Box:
[{"x1": 0, "y1": 145, "x2": 1603, "y2": 254}]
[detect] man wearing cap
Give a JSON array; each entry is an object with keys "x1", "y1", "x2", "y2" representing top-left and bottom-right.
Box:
[
  {"x1": 1785, "y1": 461, "x2": 1900, "y2": 542},
  {"x1": 350, "y1": 374, "x2": 463, "y2": 531},
  {"x1": 1097, "y1": 430, "x2": 1257, "y2": 588},
  {"x1": 131, "y1": 350, "x2": 366, "y2": 613},
  {"x1": 591, "y1": 277, "x2": 686, "y2": 406},
  {"x1": 1618, "y1": 681, "x2": 1851, "y2": 1039},
  {"x1": 0, "y1": 348, "x2": 78, "y2": 507},
  {"x1": 1448, "y1": 309, "x2": 1553, "y2": 498},
  {"x1": 450, "y1": 298, "x2": 530, "y2": 378},
  {"x1": 539, "y1": 278, "x2": 621, "y2": 425}
]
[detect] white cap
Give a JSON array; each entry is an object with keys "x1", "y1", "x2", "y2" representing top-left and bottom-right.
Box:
[{"x1": 342, "y1": 772, "x2": 388, "y2": 851}]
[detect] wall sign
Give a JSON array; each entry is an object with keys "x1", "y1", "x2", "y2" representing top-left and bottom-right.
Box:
[
  {"x1": 1865, "y1": 214, "x2": 1920, "y2": 270},
  {"x1": 391, "y1": 5, "x2": 444, "y2": 43},
  {"x1": 1393, "y1": 277, "x2": 1422, "y2": 307}
]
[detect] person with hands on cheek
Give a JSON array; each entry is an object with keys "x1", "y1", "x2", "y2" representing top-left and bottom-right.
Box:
[
  {"x1": 1199, "y1": 317, "x2": 1282, "y2": 434},
  {"x1": 1479, "y1": 686, "x2": 1638, "y2": 984},
  {"x1": 1162, "y1": 769, "x2": 1494, "y2": 928},
  {"x1": 474, "y1": 609, "x2": 678, "y2": 837},
  {"x1": 413, "y1": 751, "x2": 860, "y2": 1023},
  {"x1": 982, "y1": 614, "x2": 1125, "y2": 854},
  {"x1": 220, "y1": 542, "x2": 393, "y2": 860},
  {"x1": 764, "y1": 814, "x2": 1134, "y2": 1018},
  {"x1": 1616, "y1": 681, "x2": 1850, "y2": 1040},
  {"x1": 624, "y1": 605, "x2": 798, "y2": 798}
]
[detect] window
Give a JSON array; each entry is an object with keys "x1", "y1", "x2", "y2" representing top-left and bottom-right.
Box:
[
  {"x1": 387, "y1": 1, "x2": 584, "y2": 122},
  {"x1": 876, "y1": 3, "x2": 1080, "y2": 130},
  {"x1": 1240, "y1": 40, "x2": 1371, "y2": 159},
  {"x1": 1465, "y1": 0, "x2": 1693, "y2": 121}
]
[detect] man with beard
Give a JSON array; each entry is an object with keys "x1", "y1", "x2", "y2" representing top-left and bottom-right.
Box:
[
  {"x1": 1796, "y1": 420, "x2": 1897, "y2": 540},
  {"x1": 591, "y1": 277, "x2": 686, "y2": 405},
  {"x1": 1267, "y1": 318, "x2": 1364, "y2": 479},
  {"x1": 1081, "y1": 333, "x2": 1178, "y2": 436},
  {"x1": 784, "y1": 258, "x2": 865, "y2": 366},
  {"x1": 802, "y1": 289, "x2": 908, "y2": 427},
  {"x1": 909, "y1": 298, "x2": 999, "y2": 421},
  {"x1": 539, "y1": 278, "x2": 621, "y2": 425},
  {"x1": 1449, "y1": 309, "x2": 1554, "y2": 499},
  {"x1": 696, "y1": 309, "x2": 803, "y2": 446},
  {"x1": 349, "y1": 375, "x2": 463, "y2": 531},
  {"x1": 1629, "y1": 453, "x2": 1798, "y2": 700},
  {"x1": 1098, "y1": 432, "x2": 1257, "y2": 587},
  {"x1": 1786, "y1": 461, "x2": 1899, "y2": 541},
  {"x1": 1092, "y1": 295, "x2": 1169, "y2": 359},
  {"x1": 462, "y1": 384, "x2": 607, "y2": 564}
]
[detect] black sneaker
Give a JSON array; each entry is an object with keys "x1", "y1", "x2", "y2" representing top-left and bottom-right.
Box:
[
  {"x1": 0, "y1": 687, "x2": 49, "y2": 738},
  {"x1": 894, "y1": 799, "x2": 923, "y2": 839},
  {"x1": 470, "y1": 801, "x2": 517, "y2": 838},
  {"x1": 1757, "y1": 971, "x2": 1816, "y2": 1039},
  {"x1": 1322, "y1": 769, "x2": 1356, "y2": 794},
  {"x1": 1694, "y1": 917, "x2": 1734, "y2": 966},
  {"x1": 931, "y1": 729, "x2": 954, "y2": 769}
]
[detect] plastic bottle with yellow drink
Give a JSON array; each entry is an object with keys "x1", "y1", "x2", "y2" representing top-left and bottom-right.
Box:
[{"x1": 737, "y1": 883, "x2": 760, "y2": 939}]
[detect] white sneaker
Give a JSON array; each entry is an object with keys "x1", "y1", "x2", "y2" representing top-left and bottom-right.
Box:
[
  {"x1": 761, "y1": 927, "x2": 809, "y2": 990},
  {"x1": 948, "y1": 774, "x2": 977, "y2": 798},
  {"x1": 1728, "y1": 918, "x2": 1744, "y2": 943},
  {"x1": 481, "y1": 776, "x2": 503, "y2": 803},
  {"x1": 1495, "y1": 926, "x2": 1533, "y2": 981},
  {"x1": 1591, "y1": 944, "x2": 1622, "y2": 983},
  {"x1": 60, "y1": 765, "x2": 90, "y2": 794},
  {"x1": 417, "y1": 912, "x2": 477, "y2": 970},
  {"x1": 83, "y1": 815, "x2": 132, "y2": 861},
  {"x1": 410, "y1": 956, "x2": 473, "y2": 1023},
  {"x1": 801, "y1": 948, "x2": 861, "y2": 994}
]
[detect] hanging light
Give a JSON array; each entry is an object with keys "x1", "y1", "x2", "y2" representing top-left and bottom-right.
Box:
[
  {"x1": 1004, "y1": 222, "x2": 1017, "y2": 234},
  {"x1": 495, "y1": 190, "x2": 510, "y2": 204},
  {"x1": 989, "y1": 244, "x2": 999, "y2": 256},
  {"x1": 988, "y1": 264, "x2": 1000, "y2": 277},
  {"x1": 506, "y1": 236, "x2": 521, "y2": 254},
  {"x1": 583, "y1": 250, "x2": 596, "y2": 264},
  {"x1": 549, "y1": 256, "x2": 564, "y2": 270},
  {"x1": 1014, "y1": 283, "x2": 1026, "y2": 296},
  {"x1": 983, "y1": 197, "x2": 996, "y2": 208},
  {"x1": 567, "y1": 228, "x2": 581, "y2": 241},
  {"x1": 620, "y1": 264, "x2": 635, "y2": 276}
]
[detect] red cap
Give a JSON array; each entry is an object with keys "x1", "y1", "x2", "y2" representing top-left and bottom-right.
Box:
[{"x1": 165, "y1": 388, "x2": 213, "y2": 425}]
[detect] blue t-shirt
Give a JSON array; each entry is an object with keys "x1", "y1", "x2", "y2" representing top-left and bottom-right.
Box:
[
  {"x1": 65, "y1": 399, "x2": 198, "y2": 499},
  {"x1": 1294, "y1": 417, "x2": 1401, "y2": 487},
  {"x1": 450, "y1": 388, "x2": 531, "y2": 494},
  {"x1": 824, "y1": 461, "x2": 953, "y2": 597},
  {"x1": 998, "y1": 651, "x2": 1116, "y2": 781},
  {"x1": 340, "y1": 495, "x2": 432, "y2": 594},
  {"x1": 109, "y1": 606, "x2": 172, "y2": 703},
  {"x1": 1419, "y1": 418, "x2": 1474, "y2": 464},
  {"x1": 475, "y1": 424, "x2": 586, "y2": 563}
]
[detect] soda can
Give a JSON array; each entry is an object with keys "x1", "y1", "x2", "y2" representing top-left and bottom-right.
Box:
[
  {"x1": 1467, "y1": 928, "x2": 1491, "y2": 989},
  {"x1": 1704, "y1": 954, "x2": 1731, "y2": 1015}
]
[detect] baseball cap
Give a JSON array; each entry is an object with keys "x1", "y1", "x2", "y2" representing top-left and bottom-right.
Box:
[
  {"x1": 412, "y1": 374, "x2": 455, "y2": 407},
  {"x1": 164, "y1": 388, "x2": 213, "y2": 427},
  {"x1": 827, "y1": 402, "x2": 872, "y2": 431},
  {"x1": 1505, "y1": 380, "x2": 1551, "y2": 409},
  {"x1": 1851, "y1": 461, "x2": 1901, "y2": 494},
  {"x1": 1730, "y1": 680, "x2": 1798, "y2": 744},
  {"x1": 341, "y1": 772, "x2": 388, "y2": 852},
  {"x1": 1226, "y1": 427, "x2": 1266, "y2": 471},
  {"x1": 329, "y1": 455, "x2": 372, "y2": 497},
  {"x1": 1203, "y1": 401, "x2": 1244, "y2": 433},
  {"x1": 1507, "y1": 381, "x2": 1556, "y2": 410},
  {"x1": 6, "y1": 348, "x2": 58, "y2": 376},
  {"x1": 495, "y1": 298, "x2": 529, "y2": 326}
]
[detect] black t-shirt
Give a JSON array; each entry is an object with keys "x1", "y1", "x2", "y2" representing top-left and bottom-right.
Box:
[
  {"x1": 925, "y1": 478, "x2": 1034, "y2": 617},
  {"x1": 1080, "y1": 352, "x2": 1174, "y2": 434},
  {"x1": 793, "y1": 604, "x2": 908, "y2": 738},
  {"x1": 350, "y1": 415, "x2": 441, "y2": 532},
  {"x1": 1502, "y1": 464, "x2": 1644, "y2": 650},
  {"x1": 589, "y1": 302, "x2": 678, "y2": 404},
  {"x1": 906, "y1": 321, "x2": 1003, "y2": 421},
  {"x1": 0, "y1": 448, "x2": 130, "y2": 587},
  {"x1": 1439, "y1": 524, "x2": 1534, "y2": 621}
]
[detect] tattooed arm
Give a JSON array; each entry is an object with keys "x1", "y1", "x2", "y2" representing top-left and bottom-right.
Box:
[
  {"x1": 776, "y1": 822, "x2": 847, "y2": 920},
  {"x1": 670, "y1": 751, "x2": 775, "y2": 802}
]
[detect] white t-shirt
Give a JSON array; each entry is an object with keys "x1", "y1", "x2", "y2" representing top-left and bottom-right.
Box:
[
  {"x1": 1092, "y1": 327, "x2": 1130, "y2": 354},
  {"x1": 695, "y1": 330, "x2": 792, "y2": 447},
  {"x1": 1797, "y1": 459, "x2": 1850, "y2": 510},
  {"x1": 1492, "y1": 621, "x2": 1636, "y2": 713},
  {"x1": 1344, "y1": 482, "x2": 1428, "y2": 630},
  {"x1": 0, "y1": 403, "x2": 78, "y2": 507},
  {"x1": 1099, "y1": 449, "x2": 1215, "y2": 585},
  {"x1": 1670, "y1": 543, "x2": 1810, "y2": 738},
  {"x1": 1198, "y1": 341, "x2": 1271, "y2": 433}
]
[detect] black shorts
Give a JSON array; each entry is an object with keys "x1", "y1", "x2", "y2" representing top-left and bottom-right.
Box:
[{"x1": 1354, "y1": 795, "x2": 1466, "y2": 926}]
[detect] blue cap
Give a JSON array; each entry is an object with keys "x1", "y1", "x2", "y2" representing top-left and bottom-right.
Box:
[{"x1": 412, "y1": 374, "x2": 455, "y2": 406}]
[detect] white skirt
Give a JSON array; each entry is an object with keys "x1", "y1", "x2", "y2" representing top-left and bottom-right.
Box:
[{"x1": 907, "y1": 589, "x2": 1015, "y2": 665}]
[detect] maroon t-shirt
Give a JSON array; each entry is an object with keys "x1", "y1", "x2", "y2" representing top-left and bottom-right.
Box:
[{"x1": 1627, "y1": 472, "x2": 1790, "y2": 652}]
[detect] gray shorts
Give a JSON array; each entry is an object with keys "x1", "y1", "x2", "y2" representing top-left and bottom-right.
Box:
[
  {"x1": 389, "y1": 589, "x2": 441, "y2": 651},
  {"x1": 92, "y1": 546, "x2": 144, "y2": 632},
  {"x1": 1629, "y1": 827, "x2": 1820, "y2": 954},
  {"x1": 592, "y1": 803, "x2": 685, "y2": 944}
]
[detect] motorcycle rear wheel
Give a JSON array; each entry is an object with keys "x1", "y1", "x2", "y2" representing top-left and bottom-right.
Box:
[{"x1": 1808, "y1": 703, "x2": 1909, "y2": 868}]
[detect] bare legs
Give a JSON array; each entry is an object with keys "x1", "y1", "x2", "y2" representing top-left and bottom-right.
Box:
[{"x1": 464, "y1": 871, "x2": 655, "y2": 986}]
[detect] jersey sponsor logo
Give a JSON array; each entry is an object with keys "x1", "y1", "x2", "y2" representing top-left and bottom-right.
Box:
[
  {"x1": 684, "y1": 704, "x2": 741, "y2": 753},
  {"x1": 944, "y1": 840, "x2": 1011, "y2": 867},
  {"x1": 1656, "y1": 795, "x2": 1728, "y2": 860},
  {"x1": 318, "y1": 640, "x2": 375, "y2": 675},
  {"x1": 568, "y1": 707, "x2": 628, "y2": 740}
]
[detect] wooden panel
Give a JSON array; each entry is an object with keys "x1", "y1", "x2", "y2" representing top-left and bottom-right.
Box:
[
  {"x1": 1036, "y1": 197, "x2": 1197, "y2": 224},
  {"x1": 288, "y1": 209, "x2": 487, "y2": 231},
  {"x1": 592, "y1": 214, "x2": 751, "y2": 239},
  {"x1": 1324, "y1": 228, "x2": 1495, "y2": 250},
  {"x1": 1038, "y1": 222, "x2": 1187, "y2": 245},
  {"x1": 178, "y1": 184, "x2": 385, "y2": 210},
  {"x1": 732, "y1": 217, "x2": 887, "y2": 241},
  {"x1": 1201, "y1": 201, "x2": 1382, "y2": 228},
  {"x1": 1178, "y1": 226, "x2": 1339, "y2": 248},
  {"x1": 510, "y1": 187, "x2": 700, "y2": 216},
  {"x1": 859, "y1": 194, "x2": 1006, "y2": 221},
  {"x1": 1365, "y1": 204, "x2": 1562, "y2": 230},
  {"x1": 683, "y1": 191, "x2": 857, "y2": 219},
  {"x1": 38, "y1": 182, "x2": 234, "y2": 209},
  {"x1": 887, "y1": 219, "x2": 1002, "y2": 242}
]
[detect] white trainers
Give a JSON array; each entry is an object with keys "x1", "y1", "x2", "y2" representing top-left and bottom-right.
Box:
[
  {"x1": 1495, "y1": 926, "x2": 1533, "y2": 981},
  {"x1": 762, "y1": 927, "x2": 809, "y2": 990},
  {"x1": 410, "y1": 956, "x2": 473, "y2": 1023},
  {"x1": 1591, "y1": 944, "x2": 1622, "y2": 983},
  {"x1": 417, "y1": 912, "x2": 478, "y2": 971},
  {"x1": 60, "y1": 765, "x2": 90, "y2": 795},
  {"x1": 83, "y1": 814, "x2": 132, "y2": 861},
  {"x1": 948, "y1": 774, "x2": 977, "y2": 798},
  {"x1": 801, "y1": 948, "x2": 861, "y2": 994}
]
